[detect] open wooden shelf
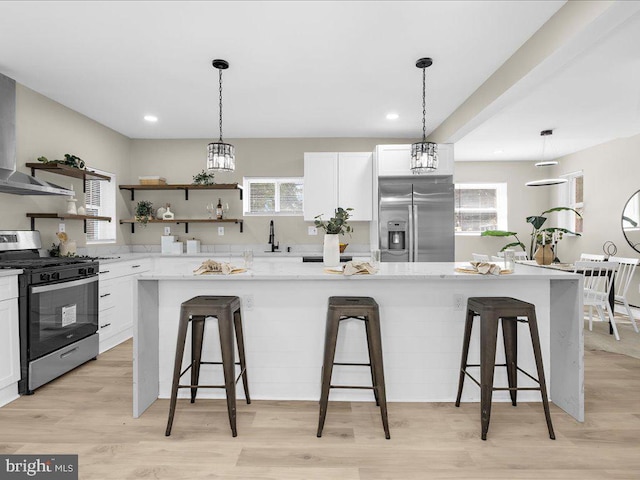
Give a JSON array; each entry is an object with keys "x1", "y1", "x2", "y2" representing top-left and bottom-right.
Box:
[
  {"x1": 118, "y1": 183, "x2": 243, "y2": 200},
  {"x1": 119, "y1": 218, "x2": 243, "y2": 234},
  {"x1": 27, "y1": 163, "x2": 111, "y2": 182},
  {"x1": 27, "y1": 213, "x2": 112, "y2": 233}
]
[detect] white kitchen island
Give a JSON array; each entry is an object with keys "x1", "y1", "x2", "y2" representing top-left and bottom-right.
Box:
[{"x1": 134, "y1": 260, "x2": 584, "y2": 422}]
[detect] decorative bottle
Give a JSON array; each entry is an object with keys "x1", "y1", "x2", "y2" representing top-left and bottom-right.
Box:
[
  {"x1": 162, "y1": 204, "x2": 175, "y2": 220},
  {"x1": 216, "y1": 198, "x2": 223, "y2": 219}
]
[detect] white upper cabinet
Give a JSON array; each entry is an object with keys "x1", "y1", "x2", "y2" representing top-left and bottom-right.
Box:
[
  {"x1": 303, "y1": 152, "x2": 373, "y2": 221},
  {"x1": 376, "y1": 143, "x2": 454, "y2": 176}
]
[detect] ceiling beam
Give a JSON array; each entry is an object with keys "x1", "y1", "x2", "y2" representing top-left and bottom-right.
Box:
[{"x1": 429, "y1": 0, "x2": 640, "y2": 144}]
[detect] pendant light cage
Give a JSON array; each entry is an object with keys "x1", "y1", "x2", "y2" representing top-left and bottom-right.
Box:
[
  {"x1": 411, "y1": 57, "x2": 438, "y2": 174},
  {"x1": 207, "y1": 59, "x2": 235, "y2": 172}
]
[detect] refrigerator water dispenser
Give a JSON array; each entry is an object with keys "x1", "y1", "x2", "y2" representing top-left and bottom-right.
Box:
[{"x1": 387, "y1": 221, "x2": 406, "y2": 250}]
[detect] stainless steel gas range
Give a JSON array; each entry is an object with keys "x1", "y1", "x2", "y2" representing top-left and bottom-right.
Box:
[{"x1": 0, "y1": 230, "x2": 99, "y2": 394}]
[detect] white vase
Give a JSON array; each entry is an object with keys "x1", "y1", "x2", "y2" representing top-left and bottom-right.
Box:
[{"x1": 323, "y1": 234, "x2": 340, "y2": 267}]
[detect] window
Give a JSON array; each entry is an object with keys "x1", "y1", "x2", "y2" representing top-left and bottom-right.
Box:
[
  {"x1": 558, "y1": 171, "x2": 583, "y2": 233},
  {"x1": 243, "y1": 177, "x2": 304, "y2": 216},
  {"x1": 454, "y1": 183, "x2": 507, "y2": 234},
  {"x1": 84, "y1": 169, "x2": 116, "y2": 243}
]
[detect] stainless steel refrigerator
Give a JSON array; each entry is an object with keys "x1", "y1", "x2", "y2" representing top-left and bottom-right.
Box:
[{"x1": 379, "y1": 177, "x2": 454, "y2": 262}]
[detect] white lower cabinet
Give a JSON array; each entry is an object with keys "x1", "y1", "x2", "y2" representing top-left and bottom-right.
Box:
[
  {"x1": 0, "y1": 275, "x2": 20, "y2": 407},
  {"x1": 98, "y1": 260, "x2": 150, "y2": 353}
]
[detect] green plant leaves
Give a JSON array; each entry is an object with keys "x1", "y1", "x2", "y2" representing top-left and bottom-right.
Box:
[{"x1": 480, "y1": 230, "x2": 518, "y2": 237}]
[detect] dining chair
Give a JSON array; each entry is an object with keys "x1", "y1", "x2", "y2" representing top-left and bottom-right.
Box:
[
  {"x1": 575, "y1": 261, "x2": 620, "y2": 340},
  {"x1": 608, "y1": 256, "x2": 639, "y2": 333},
  {"x1": 472, "y1": 253, "x2": 490, "y2": 262},
  {"x1": 579, "y1": 253, "x2": 606, "y2": 262}
]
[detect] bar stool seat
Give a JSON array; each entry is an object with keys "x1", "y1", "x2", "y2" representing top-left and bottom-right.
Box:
[
  {"x1": 165, "y1": 295, "x2": 250, "y2": 437},
  {"x1": 455, "y1": 297, "x2": 555, "y2": 440},
  {"x1": 317, "y1": 296, "x2": 390, "y2": 439}
]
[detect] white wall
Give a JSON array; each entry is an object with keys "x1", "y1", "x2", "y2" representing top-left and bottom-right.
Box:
[
  {"x1": 553, "y1": 132, "x2": 640, "y2": 306},
  {"x1": 3, "y1": 85, "x2": 132, "y2": 249}
]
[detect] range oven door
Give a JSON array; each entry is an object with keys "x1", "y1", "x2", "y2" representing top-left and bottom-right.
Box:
[{"x1": 28, "y1": 275, "x2": 98, "y2": 360}]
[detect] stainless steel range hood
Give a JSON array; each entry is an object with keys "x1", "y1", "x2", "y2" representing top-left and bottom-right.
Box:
[{"x1": 0, "y1": 73, "x2": 73, "y2": 196}]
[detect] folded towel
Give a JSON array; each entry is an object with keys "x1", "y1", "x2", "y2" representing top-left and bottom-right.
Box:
[
  {"x1": 470, "y1": 261, "x2": 502, "y2": 275},
  {"x1": 193, "y1": 259, "x2": 234, "y2": 275},
  {"x1": 343, "y1": 261, "x2": 378, "y2": 276}
]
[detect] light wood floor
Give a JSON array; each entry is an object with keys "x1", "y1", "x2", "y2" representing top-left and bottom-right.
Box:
[{"x1": 1, "y1": 339, "x2": 640, "y2": 480}]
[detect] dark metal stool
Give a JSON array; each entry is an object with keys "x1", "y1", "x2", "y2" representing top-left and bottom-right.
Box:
[
  {"x1": 317, "y1": 296, "x2": 390, "y2": 439},
  {"x1": 455, "y1": 297, "x2": 555, "y2": 440},
  {"x1": 165, "y1": 296, "x2": 250, "y2": 437}
]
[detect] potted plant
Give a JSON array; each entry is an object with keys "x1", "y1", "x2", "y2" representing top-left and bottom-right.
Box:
[
  {"x1": 481, "y1": 206, "x2": 581, "y2": 264},
  {"x1": 192, "y1": 170, "x2": 215, "y2": 185},
  {"x1": 314, "y1": 207, "x2": 353, "y2": 266},
  {"x1": 135, "y1": 200, "x2": 154, "y2": 226}
]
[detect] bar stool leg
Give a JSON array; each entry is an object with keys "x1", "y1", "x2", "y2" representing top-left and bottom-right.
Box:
[
  {"x1": 526, "y1": 310, "x2": 556, "y2": 440},
  {"x1": 455, "y1": 308, "x2": 475, "y2": 407},
  {"x1": 367, "y1": 309, "x2": 390, "y2": 439},
  {"x1": 480, "y1": 312, "x2": 499, "y2": 441},
  {"x1": 233, "y1": 308, "x2": 251, "y2": 404},
  {"x1": 190, "y1": 317, "x2": 205, "y2": 403},
  {"x1": 364, "y1": 318, "x2": 380, "y2": 407},
  {"x1": 165, "y1": 309, "x2": 190, "y2": 436},
  {"x1": 218, "y1": 309, "x2": 238, "y2": 437},
  {"x1": 317, "y1": 311, "x2": 339, "y2": 438},
  {"x1": 501, "y1": 317, "x2": 518, "y2": 407}
]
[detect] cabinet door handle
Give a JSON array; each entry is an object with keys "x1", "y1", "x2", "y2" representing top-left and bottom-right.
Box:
[
  {"x1": 99, "y1": 270, "x2": 110, "y2": 274},
  {"x1": 100, "y1": 323, "x2": 112, "y2": 329},
  {"x1": 131, "y1": 265, "x2": 141, "y2": 268},
  {"x1": 100, "y1": 293, "x2": 111, "y2": 298}
]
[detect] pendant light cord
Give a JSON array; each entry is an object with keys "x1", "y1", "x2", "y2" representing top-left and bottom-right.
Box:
[
  {"x1": 218, "y1": 68, "x2": 223, "y2": 142},
  {"x1": 421, "y1": 66, "x2": 427, "y2": 143}
]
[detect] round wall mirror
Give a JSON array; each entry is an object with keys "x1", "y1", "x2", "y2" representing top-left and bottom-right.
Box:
[{"x1": 622, "y1": 190, "x2": 640, "y2": 253}]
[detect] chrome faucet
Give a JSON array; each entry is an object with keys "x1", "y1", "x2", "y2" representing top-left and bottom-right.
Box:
[{"x1": 268, "y1": 220, "x2": 279, "y2": 252}]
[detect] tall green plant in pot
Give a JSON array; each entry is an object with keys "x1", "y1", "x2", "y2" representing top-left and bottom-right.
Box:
[
  {"x1": 314, "y1": 207, "x2": 353, "y2": 267},
  {"x1": 481, "y1": 206, "x2": 582, "y2": 262}
]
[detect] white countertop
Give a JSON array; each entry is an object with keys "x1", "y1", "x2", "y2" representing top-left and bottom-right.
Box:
[{"x1": 139, "y1": 260, "x2": 579, "y2": 281}]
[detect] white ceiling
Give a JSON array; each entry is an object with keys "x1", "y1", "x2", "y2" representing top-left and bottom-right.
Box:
[{"x1": 1, "y1": 1, "x2": 638, "y2": 161}]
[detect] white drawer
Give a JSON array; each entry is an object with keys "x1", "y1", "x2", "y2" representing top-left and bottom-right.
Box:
[
  {"x1": 0, "y1": 275, "x2": 19, "y2": 302},
  {"x1": 98, "y1": 259, "x2": 150, "y2": 281},
  {"x1": 99, "y1": 281, "x2": 116, "y2": 311}
]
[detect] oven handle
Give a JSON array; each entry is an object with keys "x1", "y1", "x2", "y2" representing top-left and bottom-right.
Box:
[{"x1": 31, "y1": 275, "x2": 98, "y2": 294}]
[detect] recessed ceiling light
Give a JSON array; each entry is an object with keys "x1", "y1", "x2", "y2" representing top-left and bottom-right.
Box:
[
  {"x1": 493, "y1": 149, "x2": 504, "y2": 154},
  {"x1": 144, "y1": 115, "x2": 158, "y2": 123},
  {"x1": 386, "y1": 113, "x2": 399, "y2": 120}
]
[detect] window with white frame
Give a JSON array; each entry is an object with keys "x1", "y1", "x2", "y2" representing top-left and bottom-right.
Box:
[
  {"x1": 84, "y1": 169, "x2": 116, "y2": 243},
  {"x1": 454, "y1": 183, "x2": 508, "y2": 234},
  {"x1": 558, "y1": 171, "x2": 583, "y2": 233},
  {"x1": 243, "y1": 177, "x2": 304, "y2": 216}
]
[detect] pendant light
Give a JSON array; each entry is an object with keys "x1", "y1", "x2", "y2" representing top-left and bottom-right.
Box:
[
  {"x1": 207, "y1": 59, "x2": 235, "y2": 172},
  {"x1": 525, "y1": 129, "x2": 567, "y2": 187},
  {"x1": 534, "y1": 129, "x2": 558, "y2": 167},
  {"x1": 410, "y1": 57, "x2": 438, "y2": 174}
]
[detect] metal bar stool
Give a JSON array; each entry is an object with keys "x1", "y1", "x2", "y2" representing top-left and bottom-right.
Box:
[
  {"x1": 165, "y1": 296, "x2": 250, "y2": 437},
  {"x1": 455, "y1": 297, "x2": 555, "y2": 440},
  {"x1": 317, "y1": 296, "x2": 390, "y2": 439}
]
